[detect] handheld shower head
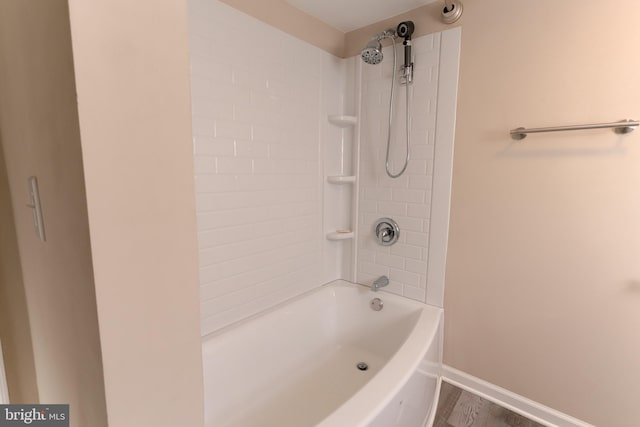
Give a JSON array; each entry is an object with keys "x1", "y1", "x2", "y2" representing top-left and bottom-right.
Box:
[{"x1": 361, "y1": 39, "x2": 383, "y2": 65}]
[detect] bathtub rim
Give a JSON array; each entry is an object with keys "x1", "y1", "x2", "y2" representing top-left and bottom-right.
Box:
[{"x1": 201, "y1": 278, "x2": 434, "y2": 341}]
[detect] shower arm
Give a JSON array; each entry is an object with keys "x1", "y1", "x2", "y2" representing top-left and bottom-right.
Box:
[{"x1": 374, "y1": 29, "x2": 397, "y2": 43}]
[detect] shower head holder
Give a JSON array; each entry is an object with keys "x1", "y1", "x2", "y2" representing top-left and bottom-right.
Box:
[
  {"x1": 397, "y1": 21, "x2": 415, "y2": 40},
  {"x1": 376, "y1": 29, "x2": 396, "y2": 41}
]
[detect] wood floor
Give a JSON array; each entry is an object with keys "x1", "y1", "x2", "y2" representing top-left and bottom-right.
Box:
[{"x1": 433, "y1": 382, "x2": 546, "y2": 427}]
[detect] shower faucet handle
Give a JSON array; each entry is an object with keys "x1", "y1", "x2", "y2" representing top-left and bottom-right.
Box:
[{"x1": 374, "y1": 218, "x2": 400, "y2": 246}]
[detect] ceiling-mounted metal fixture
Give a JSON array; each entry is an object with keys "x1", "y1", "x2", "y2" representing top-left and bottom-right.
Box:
[{"x1": 442, "y1": 0, "x2": 463, "y2": 24}]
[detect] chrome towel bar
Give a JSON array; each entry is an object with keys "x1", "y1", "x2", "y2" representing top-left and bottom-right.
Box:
[{"x1": 510, "y1": 119, "x2": 639, "y2": 140}]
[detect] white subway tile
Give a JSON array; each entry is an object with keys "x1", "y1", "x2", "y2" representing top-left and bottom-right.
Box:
[
  {"x1": 383, "y1": 280, "x2": 404, "y2": 296},
  {"x1": 194, "y1": 174, "x2": 236, "y2": 193},
  {"x1": 390, "y1": 243, "x2": 422, "y2": 260},
  {"x1": 198, "y1": 215, "x2": 313, "y2": 249},
  {"x1": 200, "y1": 240, "x2": 316, "y2": 283},
  {"x1": 198, "y1": 224, "x2": 260, "y2": 249},
  {"x1": 359, "y1": 250, "x2": 376, "y2": 263},
  {"x1": 193, "y1": 136, "x2": 235, "y2": 156},
  {"x1": 251, "y1": 91, "x2": 281, "y2": 110},
  {"x1": 200, "y1": 229, "x2": 312, "y2": 266},
  {"x1": 412, "y1": 34, "x2": 435, "y2": 53},
  {"x1": 189, "y1": 34, "x2": 212, "y2": 57},
  {"x1": 197, "y1": 188, "x2": 313, "y2": 212},
  {"x1": 364, "y1": 187, "x2": 392, "y2": 201},
  {"x1": 395, "y1": 216, "x2": 425, "y2": 232},
  {"x1": 358, "y1": 261, "x2": 389, "y2": 277},
  {"x1": 377, "y1": 201, "x2": 408, "y2": 216},
  {"x1": 216, "y1": 157, "x2": 253, "y2": 174},
  {"x1": 376, "y1": 253, "x2": 405, "y2": 269},
  {"x1": 405, "y1": 259, "x2": 428, "y2": 275},
  {"x1": 403, "y1": 286, "x2": 426, "y2": 302},
  {"x1": 215, "y1": 84, "x2": 252, "y2": 106},
  {"x1": 405, "y1": 231, "x2": 429, "y2": 247},
  {"x1": 410, "y1": 144, "x2": 435, "y2": 160},
  {"x1": 362, "y1": 212, "x2": 382, "y2": 227},
  {"x1": 359, "y1": 199, "x2": 378, "y2": 213},
  {"x1": 392, "y1": 188, "x2": 425, "y2": 203},
  {"x1": 192, "y1": 116, "x2": 215, "y2": 136},
  {"x1": 194, "y1": 157, "x2": 216, "y2": 174},
  {"x1": 192, "y1": 98, "x2": 234, "y2": 120},
  {"x1": 408, "y1": 174, "x2": 433, "y2": 189},
  {"x1": 266, "y1": 78, "x2": 290, "y2": 97},
  {"x1": 232, "y1": 66, "x2": 267, "y2": 91},
  {"x1": 215, "y1": 120, "x2": 252, "y2": 140},
  {"x1": 190, "y1": 55, "x2": 232, "y2": 83},
  {"x1": 200, "y1": 252, "x2": 316, "y2": 300},
  {"x1": 389, "y1": 268, "x2": 421, "y2": 287},
  {"x1": 251, "y1": 158, "x2": 274, "y2": 174},
  {"x1": 252, "y1": 125, "x2": 282, "y2": 144},
  {"x1": 190, "y1": 76, "x2": 213, "y2": 98},
  {"x1": 407, "y1": 203, "x2": 430, "y2": 219},
  {"x1": 235, "y1": 140, "x2": 269, "y2": 158},
  {"x1": 197, "y1": 201, "x2": 316, "y2": 230},
  {"x1": 421, "y1": 247, "x2": 429, "y2": 261},
  {"x1": 377, "y1": 174, "x2": 409, "y2": 189}
]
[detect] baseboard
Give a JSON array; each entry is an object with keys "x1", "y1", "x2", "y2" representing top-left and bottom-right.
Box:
[
  {"x1": 0, "y1": 339, "x2": 9, "y2": 404},
  {"x1": 441, "y1": 365, "x2": 594, "y2": 427}
]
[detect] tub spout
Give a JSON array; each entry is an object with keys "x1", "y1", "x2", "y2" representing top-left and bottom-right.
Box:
[{"x1": 372, "y1": 275, "x2": 389, "y2": 292}]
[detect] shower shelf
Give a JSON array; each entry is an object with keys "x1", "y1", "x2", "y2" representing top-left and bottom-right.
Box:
[
  {"x1": 327, "y1": 175, "x2": 356, "y2": 185},
  {"x1": 328, "y1": 115, "x2": 357, "y2": 127},
  {"x1": 326, "y1": 231, "x2": 354, "y2": 241}
]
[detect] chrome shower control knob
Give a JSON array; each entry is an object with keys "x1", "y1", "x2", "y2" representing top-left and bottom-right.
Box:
[{"x1": 374, "y1": 218, "x2": 400, "y2": 246}]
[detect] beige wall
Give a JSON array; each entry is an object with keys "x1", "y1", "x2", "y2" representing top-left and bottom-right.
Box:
[
  {"x1": 0, "y1": 1, "x2": 107, "y2": 425},
  {"x1": 67, "y1": 0, "x2": 205, "y2": 426},
  {"x1": 218, "y1": 0, "x2": 456, "y2": 59},
  {"x1": 344, "y1": 2, "x2": 454, "y2": 58},
  {"x1": 219, "y1": 0, "x2": 345, "y2": 57},
  {"x1": 0, "y1": 143, "x2": 38, "y2": 404},
  {"x1": 444, "y1": 1, "x2": 640, "y2": 426}
]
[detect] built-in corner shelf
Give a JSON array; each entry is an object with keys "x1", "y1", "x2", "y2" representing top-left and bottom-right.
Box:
[
  {"x1": 328, "y1": 115, "x2": 357, "y2": 128},
  {"x1": 327, "y1": 175, "x2": 356, "y2": 185},
  {"x1": 326, "y1": 230, "x2": 354, "y2": 241},
  {"x1": 325, "y1": 114, "x2": 357, "y2": 245}
]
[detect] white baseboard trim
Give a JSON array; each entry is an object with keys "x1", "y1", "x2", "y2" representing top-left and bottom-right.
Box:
[
  {"x1": 0, "y1": 339, "x2": 9, "y2": 404},
  {"x1": 441, "y1": 365, "x2": 593, "y2": 427}
]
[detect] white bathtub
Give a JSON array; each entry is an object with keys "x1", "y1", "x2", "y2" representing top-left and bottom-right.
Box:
[{"x1": 202, "y1": 280, "x2": 443, "y2": 427}]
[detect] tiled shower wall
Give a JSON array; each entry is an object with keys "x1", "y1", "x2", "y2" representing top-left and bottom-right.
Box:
[
  {"x1": 189, "y1": 0, "x2": 337, "y2": 334},
  {"x1": 356, "y1": 33, "x2": 441, "y2": 302},
  {"x1": 190, "y1": 0, "x2": 452, "y2": 334}
]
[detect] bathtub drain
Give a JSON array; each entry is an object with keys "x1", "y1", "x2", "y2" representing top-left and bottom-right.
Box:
[{"x1": 356, "y1": 362, "x2": 369, "y2": 371}]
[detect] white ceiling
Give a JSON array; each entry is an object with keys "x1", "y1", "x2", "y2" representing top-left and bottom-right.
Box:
[{"x1": 286, "y1": 0, "x2": 439, "y2": 32}]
